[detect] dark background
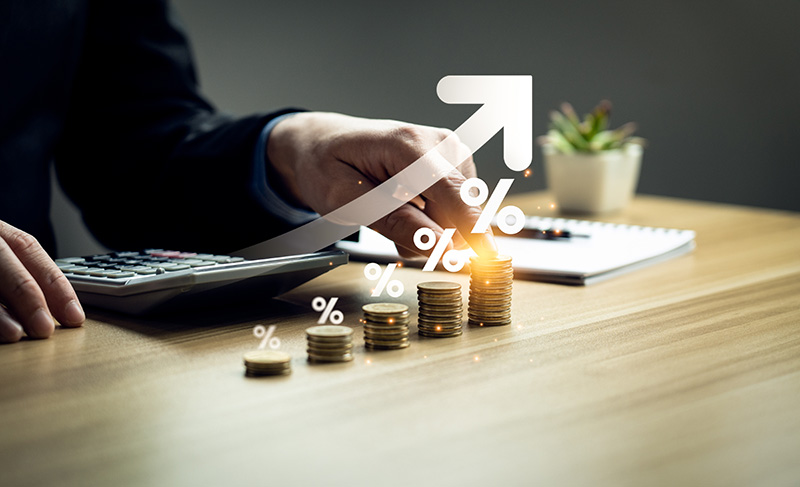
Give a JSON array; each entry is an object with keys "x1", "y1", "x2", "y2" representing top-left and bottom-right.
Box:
[{"x1": 52, "y1": 0, "x2": 800, "y2": 256}]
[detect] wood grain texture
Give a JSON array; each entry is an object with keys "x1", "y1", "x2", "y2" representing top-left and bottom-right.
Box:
[{"x1": 1, "y1": 193, "x2": 799, "y2": 487}]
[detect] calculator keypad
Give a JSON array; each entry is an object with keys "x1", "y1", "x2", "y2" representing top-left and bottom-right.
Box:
[{"x1": 57, "y1": 250, "x2": 244, "y2": 281}]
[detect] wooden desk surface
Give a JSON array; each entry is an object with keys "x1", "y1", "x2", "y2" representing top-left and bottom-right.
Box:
[{"x1": 2, "y1": 193, "x2": 799, "y2": 487}]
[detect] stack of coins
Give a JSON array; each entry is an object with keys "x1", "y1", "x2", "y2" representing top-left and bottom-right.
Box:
[
  {"x1": 417, "y1": 281, "x2": 463, "y2": 338},
  {"x1": 362, "y1": 303, "x2": 410, "y2": 350},
  {"x1": 468, "y1": 255, "x2": 513, "y2": 327},
  {"x1": 243, "y1": 350, "x2": 292, "y2": 376},
  {"x1": 306, "y1": 325, "x2": 354, "y2": 363}
]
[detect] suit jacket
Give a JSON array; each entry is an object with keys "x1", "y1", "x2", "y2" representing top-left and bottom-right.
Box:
[{"x1": 0, "y1": 0, "x2": 298, "y2": 255}]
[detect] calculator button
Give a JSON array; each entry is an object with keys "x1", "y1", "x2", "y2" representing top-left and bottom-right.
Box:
[
  {"x1": 56, "y1": 257, "x2": 86, "y2": 265},
  {"x1": 107, "y1": 271, "x2": 136, "y2": 278},
  {"x1": 227, "y1": 257, "x2": 244, "y2": 263},
  {"x1": 88, "y1": 254, "x2": 112, "y2": 261},
  {"x1": 61, "y1": 265, "x2": 88, "y2": 273},
  {"x1": 177, "y1": 252, "x2": 197, "y2": 258},
  {"x1": 111, "y1": 251, "x2": 141, "y2": 258},
  {"x1": 132, "y1": 267, "x2": 158, "y2": 275},
  {"x1": 163, "y1": 264, "x2": 191, "y2": 271},
  {"x1": 176, "y1": 259, "x2": 214, "y2": 267},
  {"x1": 149, "y1": 251, "x2": 181, "y2": 258},
  {"x1": 88, "y1": 268, "x2": 112, "y2": 277},
  {"x1": 72, "y1": 267, "x2": 96, "y2": 275}
]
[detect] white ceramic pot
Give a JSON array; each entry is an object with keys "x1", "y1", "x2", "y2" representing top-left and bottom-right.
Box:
[{"x1": 543, "y1": 143, "x2": 643, "y2": 214}]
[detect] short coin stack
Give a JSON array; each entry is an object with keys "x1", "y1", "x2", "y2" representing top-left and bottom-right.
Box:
[
  {"x1": 363, "y1": 303, "x2": 410, "y2": 350},
  {"x1": 243, "y1": 350, "x2": 292, "y2": 376},
  {"x1": 306, "y1": 325, "x2": 354, "y2": 363},
  {"x1": 468, "y1": 255, "x2": 513, "y2": 327},
  {"x1": 417, "y1": 281, "x2": 463, "y2": 338}
]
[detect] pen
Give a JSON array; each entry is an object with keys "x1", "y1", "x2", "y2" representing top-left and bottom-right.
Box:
[{"x1": 492, "y1": 226, "x2": 590, "y2": 240}]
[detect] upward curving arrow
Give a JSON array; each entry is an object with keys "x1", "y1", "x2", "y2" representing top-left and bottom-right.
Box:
[{"x1": 238, "y1": 75, "x2": 532, "y2": 258}]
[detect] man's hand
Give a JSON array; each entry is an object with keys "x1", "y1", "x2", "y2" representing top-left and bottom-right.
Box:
[
  {"x1": 267, "y1": 112, "x2": 498, "y2": 258},
  {"x1": 0, "y1": 221, "x2": 85, "y2": 343}
]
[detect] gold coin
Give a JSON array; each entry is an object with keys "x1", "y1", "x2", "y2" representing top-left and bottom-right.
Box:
[
  {"x1": 362, "y1": 303, "x2": 409, "y2": 315},
  {"x1": 363, "y1": 317, "x2": 410, "y2": 326},
  {"x1": 417, "y1": 281, "x2": 461, "y2": 293},
  {"x1": 417, "y1": 323, "x2": 462, "y2": 331},
  {"x1": 419, "y1": 330, "x2": 463, "y2": 338},
  {"x1": 366, "y1": 342, "x2": 411, "y2": 350},
  {"x1": 307, "y1": 344, "x2": 354, "y2": 354},
  {"x1": 245, "y1": 368, "x2": 291, "y2": 377},
  {"x1": 365, "y1": 336, "x2": 409, "y2": 346},
  {"x1": 243, "y1": 350, "x2": 291, "y2": 366},
  {"x1": 308, "y1": 353, "x2": 354, "y2": 363},
  {"x1": 306, "y1": 325, "x2": 354, "y2": 339}
]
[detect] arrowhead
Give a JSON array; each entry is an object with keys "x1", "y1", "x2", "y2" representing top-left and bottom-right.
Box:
[{"x1": 437, "y1": 75, "x2": 532, "y2": 171}]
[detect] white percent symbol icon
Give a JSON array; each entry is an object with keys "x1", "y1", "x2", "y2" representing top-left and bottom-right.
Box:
[
  {"x1": 253, "y1": 324, "x2": 281, "y2": 350},
  {"x1": 413, "y1": 227, "x2": 467, "y2": 272},
  {"x1": 460, "y1": 178, "x2": 525, "y2": 235},
  {"x1": 364, "y1": 263, "x2": 404, "y2": 297},
  {"x1": 311, "y1": 296, "x2": 344, "y2": 324}
]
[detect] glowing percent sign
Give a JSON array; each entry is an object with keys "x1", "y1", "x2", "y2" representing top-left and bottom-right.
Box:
[
  {"x1": 460, "y1": 178, "x2": 525, "y2": 235},
  {"x1": 253, "y1": 324, "x2": 281, "y2": 350},
  {"x1": 413, "y1": 227, "x2": 467, "y2": 272},
  {"x1": 364, "y1": 263, "x2": 404, "y2": 297},
  {"x1": 312, "y1": 296, "x2": 344, "y2": 324}
]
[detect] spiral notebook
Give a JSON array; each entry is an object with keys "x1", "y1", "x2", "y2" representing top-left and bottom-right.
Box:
[{"x1": 335, "y1": 216, "x2": 696, "y2": 285}]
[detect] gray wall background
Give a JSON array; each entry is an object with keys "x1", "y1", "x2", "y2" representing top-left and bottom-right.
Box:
[{"x1": 52, "y1": 0, "x2": 800, "y2": 256}]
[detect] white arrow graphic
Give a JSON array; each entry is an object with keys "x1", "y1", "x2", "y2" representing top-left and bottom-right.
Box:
[{"x1": 238, "y1": 75, "x2": 532, "y2": 258}]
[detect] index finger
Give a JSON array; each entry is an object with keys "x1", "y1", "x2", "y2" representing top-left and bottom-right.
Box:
[
  {"x1": 414, "y1": 136, "x2": 498, "y2": 258},
  {"x1": 0, "y1": 222, "x2": 84, "y2": 331}
]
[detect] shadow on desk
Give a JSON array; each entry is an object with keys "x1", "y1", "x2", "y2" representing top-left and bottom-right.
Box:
[{"x1": 85, "y1": 297, "x2": 307, "y2": 338}]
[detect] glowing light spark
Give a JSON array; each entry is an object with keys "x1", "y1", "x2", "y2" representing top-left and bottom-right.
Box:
[
  {"x1": 523, "y1": 169, "x2": 532, "y2": 177},
  {"x1": 358, "y1": 180, "x2": 362, "y2": 185},
  {"x1": 474, "y1": 356, "x2": 480, "y2": 362},
  {"x1": 549, "y1": 203, "x2": 556, "y2": 209}
]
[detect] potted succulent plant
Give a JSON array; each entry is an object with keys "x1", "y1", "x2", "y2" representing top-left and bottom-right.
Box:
[{"x1": 538, "y1": 101, "x2": 646, "y2": 214}]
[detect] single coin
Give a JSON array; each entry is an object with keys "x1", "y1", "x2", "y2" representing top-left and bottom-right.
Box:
[
  {"x1": 417, "y1": 281, "x2": 461, "y2": 292},
  {"x1": 363, "y1": 326, "x2": 410, "y2": 334},
  {"x1": 308, "y1": 353, "x2": 354, "y2": 363},
  {"x1": 364, "y1": 330, "x2": 410, "y2": 338},
  {"x1": 366, "y1": 342, "x2": 411, "y2": 350},
  {"x1": 362, "y1": 303, "x2": 409, "y2": 315},
  {"x1": 306, "y1": 325, "x2": 354, "y2": 338},
  {"x1": 365, "y1": 336, "x2": 409, "y2": 345},
  {"x1": 418, "y1": 325, "x2": 462, "y2": 333},
  {"x1": 245, "y1": 368, "x2": 292, "y2": 377},
  {"x1": 469, "y1": 286, "x2": 513, "y2": 294},
  {"x1": 308, "y1": 342, "x2": 353, "y2": 352},
  {"x1": 469, "y1": 254, "x2": 512, "y2": 263},
  {"x1": 418, "y1": 308, "x2": 463, "y2": 316},
  {"x1": 363, "y1": 317, "x2": 410, "y2": 326},
  {"x1": 418, "y1": 317, "x2": 463, "y2": 325},
  {"x1": 419, "y1": 330, "x2": 463, "y2": 338},
  {"x1": 243, "y1": 350, "x2": 291, "y2": 366}
]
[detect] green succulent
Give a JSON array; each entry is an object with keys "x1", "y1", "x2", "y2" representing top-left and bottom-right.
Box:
[{"x1": 537, "y1": 100, "x2": 645, "y2": 154}]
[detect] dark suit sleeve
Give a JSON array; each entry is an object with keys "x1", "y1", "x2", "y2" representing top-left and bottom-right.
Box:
[{"x1": 55, "y1": 0, "x2": 300, "y2": 253}]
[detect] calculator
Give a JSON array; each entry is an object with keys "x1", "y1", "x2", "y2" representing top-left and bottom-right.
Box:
[{"x1": 58, "y1": 249, "x2": 348, "y2": 315}]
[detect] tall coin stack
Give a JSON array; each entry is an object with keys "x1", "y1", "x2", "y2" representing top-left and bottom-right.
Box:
[
  {"x1": 468, "y1": 255, "x2": 513, "y2": 327},
  {"x1": 417, "y1": 281, "x2": 463, "y2": 338},
  {"x1": 306, "y1": 325, "x2": 354, "y2": 363},
  {"x1": 362, "y1": 303, "x2": 410, "y2": 350}
]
